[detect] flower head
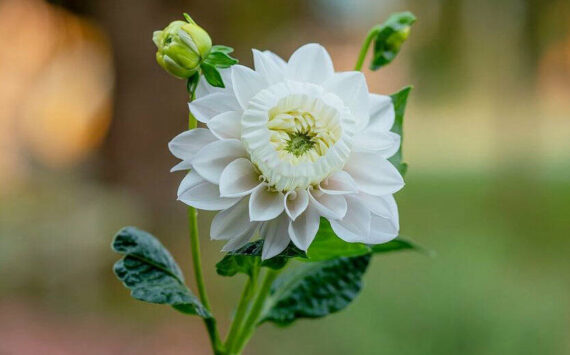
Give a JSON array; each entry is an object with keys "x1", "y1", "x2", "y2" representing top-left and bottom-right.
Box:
[
  {"x1": 153, "y1": 15, "x2": 212, "y2": 79},
  {"x1": 169, "y1": 44, "x2": 404, "y2": 259}
]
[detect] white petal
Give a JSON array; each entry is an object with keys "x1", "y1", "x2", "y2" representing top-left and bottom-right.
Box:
[
  {"x1": 219, "y1": 158, "x2": 261, "y2": 197},
  {"x1": 211, "y1": 197, "x2": 255, "y2": 240},
  {"x1": 352, "y1": 131, "x2": 400, "y2": 157},
  {"x1": 284, "y1": 189, "x2": 309, "y2": 220},
  {"x1": 323, "y1": 71, "x2": 369, "y2": 131},
  {"x1": 263, "y1": 50, "x2": 287, "y2": 70},
  {"x1": 189, "y1": 93, "x2": 240, "y2": 123},
  {"x1": 231, "y1": 65, "x2": 268, "y2": 108},
  {"x1": 177, "y1": 170, "x2": 203, "y2": 197},
  {"x1": 288, "y1": 205, "x2": 319, "y2": 251},
  {"x1": 192, "y1": 139, "x2": 247, "y2": 184},
  {"x1": 344, "y1": 152, "x2": 404, "y2": 196},
  {"x1": 319, "y1": 171, "x2": 358, "y2": 195},
  {"x1": 249, "y1": 186, "x2": 285, "y2": 221},
  {"x1": 368, "y1": 214, "x2": 399, "y2": 244},
  {"x1": 178, "y1": 175, "x2": 240, "y2": 211},
  {"x1": 221, "y1": 223, "x2": 258, "y2": 252},
  {"x1": 195, "y1": 68, "x2": 233, "y2": 98},
  {"x1": 260, "y1": 213, "x2": 291, "y2": 260},
  {"x1": 287, "y1": 43, "x2": 334, "y2": 84},
  {"x1": 309, "y1": 188, "x2": 347, "y2": 219},
  {"x1": 329, "y1": 197, "x2": 371, "y2": 243},
  {"x1": 170, "y1": 160, "x2": 192, "y2": 172},
  {"x1": 357, "y1": 193, "x2": 398, "y2": 225},
  {"x1": 168, "y1": 128, "x2": 217, "y2": 161},
  {"x1": 368, "y1": 94, "x2": 395, "y2": 132},
  {"x1": 207, "y1": 111, "x2": 242, "y2": 139},
  {"x1": 253, "y1": 49, "x2": 285, "y2": 84}
]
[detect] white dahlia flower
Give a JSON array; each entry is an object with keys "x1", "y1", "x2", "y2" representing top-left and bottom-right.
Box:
[{"x1": 169, "y1": 44, "x2": 404, "y2": 259}]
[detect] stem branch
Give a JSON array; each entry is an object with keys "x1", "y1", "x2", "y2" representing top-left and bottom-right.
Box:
[
  {"x1": 232, "y1": 269, "x2": 281, "y2": 353},
  {"x1": 354, "y1": 25, "x2": 381, "y2": 71}
]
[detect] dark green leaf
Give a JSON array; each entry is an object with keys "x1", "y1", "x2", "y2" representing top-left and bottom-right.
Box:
[
  {"x1": 370, "y1": 12, "x2": 416, "y2": 70},
  {"x1": 112, "y1": 227, "x2": 211, "y2": 318},
  {"x1": 211, "y1": 45, "x2": 234, "y2": 54},
  {"x1": 389, "y1": 86, "x2": 412, "y2": 175},
  {"x1": 200, "y1": 63, "x2": 225, "y2": 88},
  {"x1": 186, "y1": 72, "x2": 200, "y2": 95},
  {"x1": 261, "y1": 255, "x2": 371, "y2": 326},
  {"x1": 216, "y1": 240, "x2": 306, "y2": 277},
  {"x1": 205, "y1": 51, "x2": 238, "y2": 68}
]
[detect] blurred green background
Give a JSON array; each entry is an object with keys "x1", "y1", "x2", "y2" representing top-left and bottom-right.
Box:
[{"x1": 1, "y1": 0, "x2": 569, "y2": 354}]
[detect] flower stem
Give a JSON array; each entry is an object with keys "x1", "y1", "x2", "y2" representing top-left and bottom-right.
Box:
[
  {"x1": 232, "y1": 269, "x2": 281, "y2": 353},
  {"x1": 187, "y1": 97, "x2": 224, "y2": 354},
  {"x1": 224, "y1": 266, "x2": 259, "y2": 352},
  {"x1": 354, "y1": 25, "x2": 381, "y2": 71}
]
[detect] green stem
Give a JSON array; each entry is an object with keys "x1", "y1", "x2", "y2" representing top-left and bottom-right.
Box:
[
  {"x1": 354, "y1": 25, "x2": 381, "y2": 71},
  {"x1": 224, "y1": 266, "x2": 259, "y2": 353},
  {"x1": 187, "y1": 94, "x2": 224, "y2": 354},
  {"x1": 232, "y1": 269, "x2": 281, "y2": 354}
]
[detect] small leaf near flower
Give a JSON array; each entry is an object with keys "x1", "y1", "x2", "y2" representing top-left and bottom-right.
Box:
[
  {"x1": 370, "y1": 11, "x2": 416, "y2": 70},
  {"x1": 112, "y1": 227, "x2": 211, "y2": 318},
  {"x1": 205, "y1": 51, "x2": 239, "y2": 68},
  {"x1": 216, "y1": 240, "x2": 306, "y2": 277},
  {"x1": 307, "y1": 218, "x2": 422, "y2": 261},
  {"x1": 389, "y1": 86, "x2": 412, "y2": 175},
  {"x1": 260, "y1": 255, "x2": 371, "y2": 326},
  {"x1": 200, "y1": 62, "x2": 225, "y2": 88}
]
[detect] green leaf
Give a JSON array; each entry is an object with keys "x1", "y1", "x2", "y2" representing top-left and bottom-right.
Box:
[
  {"x1": 306, "y1": 218, "x2": 371, "y2": 261},
  {"x1": 370, "y1": 11, "x2": 416, "y2": 70},
  {"x1": 216, "y1": 240, "x2": 306, "y2": 277},
  {"x1": 205, "y1": 51, "x2": 238, "y2": 68},
  {"x1": 261, "y1": 255, "x2": 372, "y2": 326},
  {"x1": 389, "y1": 86, "x2": 412, "y2": 175},
  {"x1": 211, "y1": 45, "x2": 234, "y2": 54},
  {"x1": 200, "y1": 63, "x2": 225, "y2": 88},
  {"x1": 112, "y1": 227, "x2": 211, "y2": 318},
  {"x1": 186, "y1": 72, "x2": 200, "y2": 95},
  {"x1": 307, "y1": 218, "x2": 422, "y2": 261}
]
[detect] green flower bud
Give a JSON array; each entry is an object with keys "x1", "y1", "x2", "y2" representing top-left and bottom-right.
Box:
[{"x1": 153, "y1": 16, "x2": 212, "y2": 79}]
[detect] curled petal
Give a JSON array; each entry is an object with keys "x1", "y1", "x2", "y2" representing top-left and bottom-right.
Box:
[
  {"x1": 192, "y1": 139, "x2": 247, "y2": 184},
  {"x1": 189, "y1": 92, "x2": 240, "y2": 123},
  {"x1": 344, "y1": 152, "x2": 404, "y2": 196},
  {"x1": 219, "y1": 158, "x2": 261, "y2": 198},
  {"x1": 288, "y1": 205, "x2": 319, "y2": 251},
  {"x1": 309, "y1": 188, "x2": 347, "y2": 219},
  {"x1": 319, "y1": 171, "x2": 358, "y2": 195},
  {"x1": 168, "y1": 128, "x2": 217, "y2": 161},
  {"x1": 249, "y1": 186, "x2": 285, "y2": 221},
  {"x1": 284, "y1": 189, "x2": 309, "y2": 220},
  {"x1": 208, "y1": 111, "x2": 242, "y2": 140},
  {"x1": 211, "y1": 197, "x2": 254, "y2": 240},
  {"x1": 253, "y1": 49, "x2": 285, "y2": 85},
  {"x1": 178, "y1": 171, "x2": 240, "y2": 211},
  {"x1": 260, "y1": 213, "x2": 291, "y2": 260},
  {"x1": 231, "y1": 65, "x2": 268, "y2": 108},
  {"x1": 329, "y1": 196, "x2": 371, "y2": 243}
]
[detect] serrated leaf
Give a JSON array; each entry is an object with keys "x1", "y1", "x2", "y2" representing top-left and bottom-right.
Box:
[
  {"x1": 216, "y1": 240, "x2": 306, "y2": 277},
  {"x1": 261, "y1": 255, "x2": 371, "y2": 326},
  {"x1": 205, "y1": 51, "x2": 238, "y2": 68},
  {"x1": 389, "y1": 86, "x2": 412, "y2": 176},
  {"x1": 200, "y1": 63, "x2": 225, "y2": 88},
  {"x1": 370, "y1": 12, "x2": 416, "y2": 70},
  {"x1": 112, "y1": 227, "x2": 211, "y2": 318}
]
